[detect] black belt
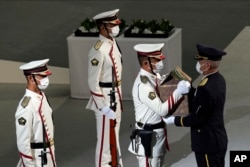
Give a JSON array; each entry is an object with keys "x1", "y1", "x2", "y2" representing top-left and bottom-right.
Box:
[
  {"x1": 99, "y1": 81, "x2": 121, "y2": 88},
  {"x1": 137, "y1": 121, "x2": 165, "y2": 130},
  {"x1": 30, "y1": 140, "x2": 54, "y2": 149}
]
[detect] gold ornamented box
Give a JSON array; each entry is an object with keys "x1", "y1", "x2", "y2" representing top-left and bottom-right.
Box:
[{"x1": 159, "y1": 66, "x2": 191, "y2": 116}]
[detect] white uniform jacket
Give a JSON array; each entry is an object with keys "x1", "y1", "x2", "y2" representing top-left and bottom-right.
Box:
[
  {"x1": 86, "y1": 35, "x2": 122, "y2": 111},
  {"x1": 15, "y1": 89, "x2": 56, "y2": 167},
  {"x1": 128, "y1": 69, "x2": 183, "y2": 156}
]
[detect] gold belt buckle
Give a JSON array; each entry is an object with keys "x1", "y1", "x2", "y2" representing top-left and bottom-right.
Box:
[
  {"x1": 49, "y1": 139, "x2": 54, "y2": 146},
  {"x1": 116, "y1": 80, "x2": 121, "y2": 86}
]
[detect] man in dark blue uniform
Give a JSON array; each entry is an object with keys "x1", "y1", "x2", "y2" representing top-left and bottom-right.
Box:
[{"x1": 164, "y1": 43, "x2": 228, "y2": 167}]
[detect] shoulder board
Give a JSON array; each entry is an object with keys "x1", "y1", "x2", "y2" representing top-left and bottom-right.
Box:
[
  {"x1": 21, "y1": 96, "x2": 31, "y2": 108},
  {"x1": 140, "y1": 75, "x2": 149, "y2": 84},
  {"x1": 94, "y1": 40, "x2": 103, "y2": 50},
  {"x1": 199, "y1": 78, "x2": 208, "y2": 86}
]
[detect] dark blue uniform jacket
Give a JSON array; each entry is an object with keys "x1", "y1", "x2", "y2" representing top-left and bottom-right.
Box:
[{"x1": 175, "y1": 72, "x2": 228, "y2": 153}]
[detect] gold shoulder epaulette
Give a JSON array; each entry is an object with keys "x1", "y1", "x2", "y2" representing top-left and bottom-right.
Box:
[
  {"x1": 199, "y1": 78, "x2": 208, "y2": 86},
  {"x1": 140, "y1": 75, "x2": 149, "y2": 84},
  {"x1": 21, "y1": 96, "x2": 31, "y2": 108},
  {"x1": 94, "y1": 40, "x2": 103, "y2": 50}
]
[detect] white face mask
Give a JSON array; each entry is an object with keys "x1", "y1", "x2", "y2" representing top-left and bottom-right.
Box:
[
  {"x1": 36, "y1": 77, "x2": 49, "y2": 90},
  {"x1": 109, "y1": 25, "x2": 120, "y2": 37},
  {"x1": 195, "y1": 61, "x2": 206, "y2": 74},
  {"x1": 152, "y1": 60, "x2": 164, "y2": 74}
]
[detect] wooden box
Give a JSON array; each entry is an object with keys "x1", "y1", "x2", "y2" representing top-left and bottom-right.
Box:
[{"x1": 159, "y1": 78, "x2": 189, "y2": 116}]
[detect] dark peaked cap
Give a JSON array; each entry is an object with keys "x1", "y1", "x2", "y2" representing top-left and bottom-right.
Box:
[{"x1": 195, "y1": 43, "x2": 226, "y2": 61}]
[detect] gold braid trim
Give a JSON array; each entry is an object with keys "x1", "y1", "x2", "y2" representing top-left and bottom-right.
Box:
[
  {"x1": 205, "y1": 154, "x2": 210, "y2": 167},
  {"x1": 180, "y1": 117, "x2": 184, "y2": 127},
  {"x1": 171, "y1": 66, "x2": 192, "y2": 82}
]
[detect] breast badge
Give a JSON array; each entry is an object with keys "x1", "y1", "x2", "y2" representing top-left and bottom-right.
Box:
[
  {"x1": 91, "y1": 58, "x2": 99, "y2": 66},
  {"x1": 18, "y1": 117, "x2": 26, "y2": 126},
  {"x1": 148, "y1": 92, "x2": 156, "y2": 100}
]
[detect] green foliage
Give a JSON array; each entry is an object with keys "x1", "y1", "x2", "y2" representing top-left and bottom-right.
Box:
[
  {"x1": 147, "y1": 20, "x2": 160, "y2": 34},
  {"x1": 80, "y1": 18, "x2": 127, "y2": 32},
  {"x1": 132, "y1": 19, "x2": 147, "y2": 33},
  {"x1": 80, "y1": 18, "x2": 96, "y2": 32},
  {"x1": 79, "y1": 18, "x2": 175, "y2": 36},
  {"x1": 160, "y1": 19, "x2": 175, "y2": 33},
  {"x1": 131, "y1": 19, "x2": 175, "y2": 34}
]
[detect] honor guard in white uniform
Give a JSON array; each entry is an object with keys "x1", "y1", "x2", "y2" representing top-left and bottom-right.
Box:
[
  {"x1": 128, "y1": 43, "x2": 191, "y2": 167},
  {"x1": 86, "y1": 9, "x2": 123, "y2": 167},
  {"x1": 15, "y1": 59, "x2": 56, "y2": 167}
]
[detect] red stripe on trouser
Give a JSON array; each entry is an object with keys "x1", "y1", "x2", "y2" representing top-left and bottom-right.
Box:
[
  {"x1": 22, "y1": 159, "x2": 25, "y2": 167},
  {"x1": 146, "y1": 157, "x2": 149, "y2": 167},
  {"x1": 116, "y1": 86, "x2": 123, "y2": 112},
  {"x1": 164, "y1": 127, "x2": 170, "y2": 151},
  {"x1": 166, "y1": 95, "x2": 174, "y2": 151},
  {"x1": 19, "y1": 152, "x2": 32, "y2": 167},
  {"x1": 19, "y1": 152, "x2": 33, "y2": 159},
  {"x1": 98, "y1": 116, "x2": 106, "y2": 167},
  {"x1": 47, "y1": 146, "x2": 56, "y2": 167}
]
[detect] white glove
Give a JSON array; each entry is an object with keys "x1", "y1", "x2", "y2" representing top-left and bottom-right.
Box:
[
  {"x1": 163, "y1": 116, "x2": 175, "y2": 125},
  {"x1": 176, "y1": 80, "x2": 191, "y2": 95},
  {"x1": 100, "y1": 106, "x2": 116, "y2": 120}
]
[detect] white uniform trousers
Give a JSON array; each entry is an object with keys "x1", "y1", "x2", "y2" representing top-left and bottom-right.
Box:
[
  {"x1": 137, "y1": 155, "x2": 165, "y2": 167},
  {"x1": 94, "y1": 108, "x2": 123, "y2": 167},
  {"x1": 16, "y1": 145, "x2": 56, "y2": 167}
]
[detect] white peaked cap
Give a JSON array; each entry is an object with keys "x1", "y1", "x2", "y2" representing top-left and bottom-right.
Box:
[
  {"x1": 19, "y1": 58, "x2": 52, "y2": 76},
  {"x1": 134, "y1": 43, "x2": 165, "y2": 59},
  {"x1": 93, "y1": 9, "x2": 121, "y2": 24}
]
